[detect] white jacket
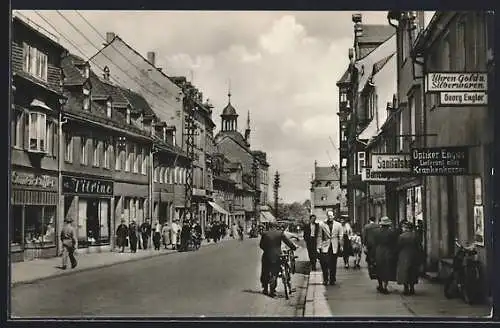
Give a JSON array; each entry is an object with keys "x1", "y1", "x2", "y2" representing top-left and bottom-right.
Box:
[{"x1": 316, "y1": 220, "x2": 343, "y2": 254}]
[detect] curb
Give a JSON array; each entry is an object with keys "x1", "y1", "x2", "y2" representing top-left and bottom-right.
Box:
[
  {"x1": 303, "y1": 271, "x2": 314, "y2": 317},
  {"x1": 11, "y1": 239, "x2": 228, "y2": 287}
]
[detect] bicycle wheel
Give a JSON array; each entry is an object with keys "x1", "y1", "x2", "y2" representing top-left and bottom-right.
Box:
[
  {"x1": 462, "y1": 265, "x2": 482, "y2": 304},
  {"x1": 282, "y1": 272, "x2": 289, "y2": 300},
  {"x1": 444, "y1": 275, "x2": 458, "y2": 299}
]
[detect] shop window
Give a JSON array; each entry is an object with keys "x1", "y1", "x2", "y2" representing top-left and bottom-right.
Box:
[
  {"x1": 81, "y1": 137, "x2": 88, "y2": 165},
  {"x1": 11, "y1": 205, "x2": 23, "y2": 245},
  {"x1": 65, "y1": 132, "x2": 73, "y2": 163},
  {"x1": 153, "y1": 167, "x2": 159, "y2": 182},
  {"x1": 93, "y1": 139, "x2": 99, "y2": 167},
  {"x1": 28, "y1": 112, "x2": 46, "y2": 152},
  {"x1": 125, "y1": 144, "x2": 132, "y2": 172},
  {"x1": 24, "y1": 205, "x2": 56, "y2": 248},
  {"x1": 160, "y1": 167, "x2": 165, "y2": 183},
  {"x1": 23, "y1": 42, "x2": 48, "y2": 81},
  {"x1": 104, "y1": 142, "x2": 111, "y2": 169}
]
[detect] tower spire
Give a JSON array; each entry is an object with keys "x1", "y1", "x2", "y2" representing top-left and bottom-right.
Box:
[
  {"x1": 246, "y1": 110, "x2": 250, "y2": 130},
  {"x1": 228, "y1": 78, "x2": 232, "y2": 103}
]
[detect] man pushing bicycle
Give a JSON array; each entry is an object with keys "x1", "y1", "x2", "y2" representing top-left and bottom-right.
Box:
[{"x1": 259, "y1": 221, "x2": 297, "y2": 297}]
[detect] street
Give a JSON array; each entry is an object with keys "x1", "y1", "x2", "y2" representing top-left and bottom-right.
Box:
[{"x1": 11, "y1": 238, "x2": 310, "y2": 318}]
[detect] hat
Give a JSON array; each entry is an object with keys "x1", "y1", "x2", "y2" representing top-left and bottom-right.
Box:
[
  {"x1": 64, "y1": 217, "x2": 73, "y2": 223},
  {"x1": 379, "y1": 216, "x2": 392, "y2": 226},
  {"x1": 327, "y1": 210, "x2": 334, "y2": 217}
]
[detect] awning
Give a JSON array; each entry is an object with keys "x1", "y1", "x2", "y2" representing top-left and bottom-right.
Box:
[
  {"x1": 260, "y1": 211, "x2": 276, "y2": 223},
  {"x1": 30, "y1": 99, "x2": 52, "y2": 111},
  {"x1": 208, "y1": 201, "x2": 230, "y2": 216}
]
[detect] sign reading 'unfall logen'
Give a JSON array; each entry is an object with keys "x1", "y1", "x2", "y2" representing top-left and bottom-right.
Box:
[
  {"x1": 62, "y1": 175, "x2": 113, "y2": 196},
  {"x1": 410, "y1": 147, "x2": 469, "y2": 176},
  {"x1": 11, "y1": 171, "x2": 57, "y2": 189},
  {"x1": 426, "y1": 72, "x2": 488, "y2": 92}
]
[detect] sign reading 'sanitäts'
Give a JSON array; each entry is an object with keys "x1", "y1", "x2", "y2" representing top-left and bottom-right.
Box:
[
  {"x1": 426, "y1": 72, "x2": 488, "y2": 92},
  {"x1": 370, "y1": 154, "x2": 411, "y2": 173}
]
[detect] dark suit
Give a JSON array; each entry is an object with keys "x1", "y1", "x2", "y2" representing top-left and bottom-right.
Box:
[
  {"x1": 363, "y1": 222, "x2": 379, "y2": 264},
  {"x1": 303, "y1": 222, "x2": 318, "y2": 268},
  {"x1": 259, "y1": 228, "x2": 297, "y2": 293}
]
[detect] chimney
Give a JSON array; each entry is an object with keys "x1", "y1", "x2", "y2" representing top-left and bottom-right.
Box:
[
  {"x1": 106, "y1": 32, "x2": 115, "y2": 44},
  {"x1": 147, "y1": 51, "x2": 156, "y2": 67}
]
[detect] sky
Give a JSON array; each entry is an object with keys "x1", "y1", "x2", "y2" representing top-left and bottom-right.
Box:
[{"x1": 14, "y1": 10, "x2": 434, "y2": 203}]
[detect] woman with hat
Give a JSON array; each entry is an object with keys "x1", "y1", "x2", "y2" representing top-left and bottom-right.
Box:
[
  {"x1": 373, "y1": 216, "x2": 398, "y2": 294},
  {"x1": 396, "y1": 221, "x2": 421, "y2": 295}
]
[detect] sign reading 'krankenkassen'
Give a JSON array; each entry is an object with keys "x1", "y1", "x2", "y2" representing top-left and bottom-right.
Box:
[
  {"x1": 62, "y1": 175, "x2": 114, "y2": 196},
  {"x1": 370, "y1": 154, "x2": 411, "y2": 173},
  {"x1": 426, "y1": 72, "x2": 487, "y2": 92},
  {"x1": 410, "y1": 147, "x2": 469, "y2": 176}
]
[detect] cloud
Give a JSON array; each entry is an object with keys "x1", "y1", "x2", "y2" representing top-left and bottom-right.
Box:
[{"x1": 15, "y1": 10, "x2": 390, "y2": 203}]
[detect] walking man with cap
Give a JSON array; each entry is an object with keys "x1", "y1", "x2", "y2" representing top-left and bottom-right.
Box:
[
  {"x1": 316, "y1": 210, "x2": 343, "y2": 285},
  {"x1": 60, "y1": 217, "x2": 77, "y2": 270},
  {"x1": 303, "y1": 214, "x2": 319, "y2": 270}
]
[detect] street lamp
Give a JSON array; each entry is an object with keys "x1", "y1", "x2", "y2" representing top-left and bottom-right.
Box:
[{"x1": 58, "y1": 96, "x2": 68, "y2": 255}]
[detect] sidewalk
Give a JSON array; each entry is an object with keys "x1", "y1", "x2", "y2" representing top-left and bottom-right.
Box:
[
  {"x1": 303, "y1": 263, "x2": 491, "y2": 318},
  {"x1": 11, "y1": 238, "x2": 230, "y2": 287}
]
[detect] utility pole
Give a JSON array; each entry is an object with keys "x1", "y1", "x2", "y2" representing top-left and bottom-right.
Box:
[
  {"x1": 273, "y1": 170, "x2": 280, "y2": 218},
  {"x1": 252, "y1": 157, "x2": 260, "y2": 225},
  {"x1": 183, "y1": 88, "x2": 198, "y2": 224}
]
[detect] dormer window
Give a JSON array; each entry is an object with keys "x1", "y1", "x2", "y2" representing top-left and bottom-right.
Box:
[
  {"x1": 126, "y1": 108, "x2": 131, "y2": 124},
  {"x1": 23, "y1": 43, "x2": 48, "y2": 82},
  {"x1": 83, "y1": 87, "x2": 91, "y2": 111},
  {"x1": 172, "y1": 129, "x2": 176, "y2": 146},
  {"x1": 84, "y1": 64, "x2": 90, "y2": 79},
  {"x1": 163, "y1": 126, "x2": 167, "y2": 143},
  {"x1": 106, "y1": 100, "x2": 112, "y2": 118}
]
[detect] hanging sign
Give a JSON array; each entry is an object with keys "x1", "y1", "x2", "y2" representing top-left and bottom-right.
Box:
[
  {"x1": 370, "y1": 154, "x2": 411, "y2": 173},
  {"x1": 11, "y1": 171, "x2": 57, "y2": 190},
  {"x1": 440, "y1": 92, "x2": 488, "y2": 106},
  {"x1": 426, "y1": 72, "x2": 488, "y2": 92},
  {"x1": 361, "y1": 167, "x2": 399, "y2": 183},
  {"x1": 410, "y1": 146, "x2": 469, "y2": 176},
  {"x1": 62, "y1": 175, "x2": 114, "y2": 196}
]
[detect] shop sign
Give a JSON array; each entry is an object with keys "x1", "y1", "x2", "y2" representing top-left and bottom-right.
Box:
[
  {"x1": 62, "y1": 175, "x2": 113, "y2": 196},
  {"x1": 410, "y1": 146, "x2": 469, "y2": 176},
  {"x1": 426, "y1": 72, "x2": 488, "y2": 92},
  {"x1": 370, "y1": 154, "x2": 411, "y2": 173},
  {"x1": 11, "y1": 171, "x2": 57, "y2": 190},
  {"x1": 361, "y1": 167, "x2": 399, "y2": 183},
  {"x1": 439, "y1": 92, "x2": 488, "y2": 106}
]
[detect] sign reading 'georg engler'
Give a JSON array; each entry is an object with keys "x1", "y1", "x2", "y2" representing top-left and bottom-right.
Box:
[{"x1": 410, "y1": 147, "x2": 469, "y2": 176}]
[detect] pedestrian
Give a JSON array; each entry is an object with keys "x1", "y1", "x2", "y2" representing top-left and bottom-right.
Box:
[
  {"x1": 415, "y1": 219, "x2": 426, "y2": 276},
  {"x1": 340, "y1": 217, "x2": 354, "y2": 268},
  {"x1": 129, "y1": 220, "x2": 138, "y2": 253},
  {"x1": 363, "y1": 216, "x2": 379, "y2": 279},
  {"x1": 180, "y1": 220, "x2": 191, "y2": 251},
  {"x1": 232, "y1": 222, "x2": 238, "y2": 239},
  {"x1": 171, "y1": 219, "x2": 180, "y2": 250},
  {"x1": 213, "y1": 221, "x2": 220, "y2": 242},
  {"x1": 162, "y1": 222, "x2": 171, "y2": 249},
  {"x1": 60, "y1": 217, "x2": 77, "y2": 270},
  {"x1": 140, "y1": 218, "x2": 152, "y2": 250},
  {"x1": 206, "y1": 221, "x2": 213, "y2": 242},
  {"x1": 302, "y1": 214, "x2": 319, "y2": 270},
  {"x1": 259, "y1": 221, "x2": 297, "y2": 297},
  {"x1": 396, "y1": 221, "x2": 421, "y2": 295},
  {"x1": 116, "y1": 218, "x2": 129, "y2": 253},
  {"x1": 374, "y1": 216, "x2": 398, "y2": 294},
  {"x1": 316, "y1": 211, "x2": 343, "y2": 286},
  {"x1": 153, "y1": 220, "x2": 162, "y2": 250}
]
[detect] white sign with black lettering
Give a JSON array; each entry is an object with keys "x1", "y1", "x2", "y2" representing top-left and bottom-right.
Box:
[
  {"x1": 440, "y1": 92, "x2": 488, "y2": 105},
  {"x1": 426, "y1": 72, "x2": 488, "y2": 92}
]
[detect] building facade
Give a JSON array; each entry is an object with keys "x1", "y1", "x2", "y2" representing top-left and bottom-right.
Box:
[
  {"x1": 310, "y1": 163, "x2": 343, "y2": 222},
  {"x1": 11, "y1": 17, "x2": 67, "y2": 262}
]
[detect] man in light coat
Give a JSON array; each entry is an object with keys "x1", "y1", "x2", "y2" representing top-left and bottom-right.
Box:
[{"x1": 316, "y1": 211, "x2": 343, "y2": 285}]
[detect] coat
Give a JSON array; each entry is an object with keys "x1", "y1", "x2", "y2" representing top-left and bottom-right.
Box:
[
  {"x1": 316, "y1": 220, "x2": 343, "y2": 254},
  {"x1": 341, "y1": 223, "x2": 353, "y2": 257},
  {"x1": 60, "y1": 223, "x2": 76, "y2": 248},
  {"x1": 374, "y1": 226, "x2": 398, "y2": 281},
  {"x1": 259, "y1": 228, "x2": 296, "y2": 264},
  {"x1": 116, "y1": 224, "x2": 129, "y2": 247},
  {"x1": 162, "y1": 225, "x2": 171, "y2": 245},
  {"x1": 303, "y1": 222, "x2": 318, "y2": 247},
  {"x1": 362, "y1": 222, "x2": 379, "y2": 247},
  {"x1": 396, "y1": 231, "x2": 421, "y2": 285}
]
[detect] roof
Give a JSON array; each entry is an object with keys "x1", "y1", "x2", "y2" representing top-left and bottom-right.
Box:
[
  {"x1": 61, "y1": 54, "x2": 88, "y2": 86},
  {"x1": 13, "y1": 16, "x2": 66, "y2": 51},
  {"x1": 215, "y1": 130, "x2": 249, "y2": 150},
  {"x1": 336, "y1": 68, "x2": 352, "y2": 86},
  {"x1": 373, "y1": 53, "x2": 395, "y2": 75},
  {"x1": 358, "y1": 24, "x2": 395, "y2": 44},
  {"x1": 222, "y1": 102, "x2": 238, "y2": 116},
  {"x1": 90, "y1": 74, "x2": 129, "y2": 107},
  {"x1": 314, "y1": 166, "x2": 340, "y2": 181},
  {"x1": 225, "y1": 162, "x2": 242, "y2": 170},
  {"x1": 119, "y1": 87, "x2": 155, "y2": 116}
]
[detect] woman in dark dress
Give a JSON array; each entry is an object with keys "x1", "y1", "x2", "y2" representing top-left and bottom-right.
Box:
[
  {"x1": 374, "y1": 216, "x2": 398, "y2": 294},
  {"x1": 396, "y1": 221, "x2": 421, "y2": 295},
  {"x1": 116, "y1": 218, "x2": 129, "y2": 253},
  {"x1": 129, "y1": 220, "x2": 138, "y2": 253}
]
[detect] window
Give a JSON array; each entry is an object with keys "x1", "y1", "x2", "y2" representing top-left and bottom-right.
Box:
[
  {"x1": 80, "y1": 137, "x2": 88, "y2": 165},
  {"x1": 126, "y1": 108, "x2": 131, "y2": 124},
  {"x1": 165, "y1": 167, "x2": 170, "y2": 184},
  {"x1": 173, "y1": 129, "x2": 176, "y2": 146},
  {"x1": 104, "y1": 142, "x2": 111, "y2": 169},
  {"x1": 11, "y1": 205, "x2": 23, "y2": 245},
  {"x1": 141, "y1": 148, "x2": 147, "y2": 175},
  {"x1": 357, "y1": 152, "x2": 365, "y2": 175},
  {"x1": 340, "y1": 91, "x2": 347, "y2": 103},
  {"x1": 12, "y1": 111, "x2": 23, "y2": 148},
  {"x1": 115, "y1": 142, "x2": 122, "y2": 171},
  {"x1": 106, "y1": 100, "x2": 112, "y2": 118},
  {"x1": 23, "y1": 43, "x2": 47, "y2": 81},
  {"x1": 125, "y1": 144, "x2": 131, "y2": 172},
  {"x1": 28, "y1": 112, "x2": 47, "y2": 152},
  {"x1": 93, "y1": 139, "x2": 100, "y2": 166},
  {"x1": 409, "y1": 96, "x2": 416, "y2": 141},
  {"x1": 133, "y1": 145, "x2": 139, "y2": 173},
  {"x1": 153, "y1": 167, "x2": 158, "y2": 182},
  {"x1": 399, "y1": 112, "x2": 404, "y2": 151},
  {"x1": 174, "y1": 167, "x2": 178, "y2": 184},
  {"x1": 65, "y1": 133, "x2": 73, "y2": 162},
  {"x1": 24, "y1": 206, "x2": 56, "y2": 247},
  {"x1": 159, "y1": 167, "x2": 165, "y2": 183},
  {"x1": 46, "y1": 120, "x2": 54, "y2": 155},
  {"x1": 83, "y1": 87, "x2": 91, "y2": 111}
]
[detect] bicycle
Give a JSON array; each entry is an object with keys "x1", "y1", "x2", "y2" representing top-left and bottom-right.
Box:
[
  {"x1": 278, "y1": 250, "x2": 293, "y2": 299},
  {"x1": 444, "y1": 238, "x2": 483, "y2": 304}
]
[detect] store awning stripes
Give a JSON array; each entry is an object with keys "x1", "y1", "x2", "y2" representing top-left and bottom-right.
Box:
[{"x1": 208, "y1": 201, "x2": 230, "y2": 216}]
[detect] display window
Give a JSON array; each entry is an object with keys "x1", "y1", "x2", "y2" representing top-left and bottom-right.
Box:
[{"x1": 24, "y1": 205, "x2": 56, "y2": 248}]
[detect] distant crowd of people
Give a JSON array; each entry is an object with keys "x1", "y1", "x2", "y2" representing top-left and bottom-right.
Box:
[{"x1": 302, "y1": 211, "x2": 424, "y2": 295}]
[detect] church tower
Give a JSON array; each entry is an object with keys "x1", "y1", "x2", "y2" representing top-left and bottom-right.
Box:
[{"x1": 220, "y1": 88, "x2": 238, "y2": 132}]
